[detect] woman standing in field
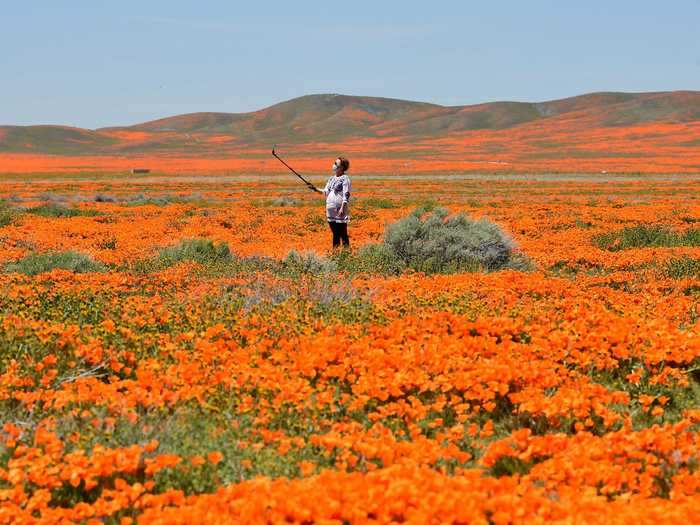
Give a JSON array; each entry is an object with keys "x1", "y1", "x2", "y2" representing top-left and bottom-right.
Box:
[{"x1": 317, "y1": 156, "x2": 351, "y2": 249}]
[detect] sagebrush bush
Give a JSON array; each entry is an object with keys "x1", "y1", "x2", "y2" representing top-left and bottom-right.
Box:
[
  {"x1": 594, "y1": 225, "x2": 700, "y2": 251},
  {"x1": 6, "y1": 251, "x2": 106, "y2": 275},
  {"x1": 379, "y1": 207, "x2": 519, "y2": 273},
  {"x1": 157, "y1": 239, "x2": 232, "y2": 268}
]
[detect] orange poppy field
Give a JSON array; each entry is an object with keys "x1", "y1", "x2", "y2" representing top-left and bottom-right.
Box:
[
  {"x1": 1, "y1": 171, "x2": 700, "y2": 523},
  {"x1": 2, "y1": 117, "x2": 700, "y2": 176}
]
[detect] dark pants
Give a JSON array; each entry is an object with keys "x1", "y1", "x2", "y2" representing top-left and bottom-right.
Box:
[{"x1": 328, "y1": 221, "x2": 350, "y2": 248}]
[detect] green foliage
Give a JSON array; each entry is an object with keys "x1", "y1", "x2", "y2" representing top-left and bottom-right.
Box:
[
  {"x1": 126, "y1": 193, "x2": 208, "y2": 207},
  {"x1": 269, "y1": 196, "x2": 301, "y2": 207},
  {"x1": 503, "y1": 252, "x2": 536, "y2": 272},
  {"x1": 489, "y1": 456, "x2": 535, "y2": 477},
  {"x1": 0, "y1": 201, "x2": 20, "y2": 227},
  {"x1": 156, "y1": 238, "x2": 233, "y2": 268},
  {"x1": 282, "y1": 251, "x2": 338, "y2": 276},
  {"x1": 335, "y1": 244, "x2": 405, "y2": 275},
  {"x1": 5, "y1": 251, "x2": 106, "y2": 276},
  {"x1": 356, "y1": 197, "x2": 399, "y2": 209},
  {"x1": 594, "y1": 225, "x2": 700, "y2": 251},
  {"x1": 27, "y1": 202, "x2": 100, "y2": 218},
  {"x1": 43, "y1": 406, "x2": 330, "y2": 497},
  {"x1": 303, "y1": 211, "x2": 327, "y2": 231},
  {"x1": 664, "y1": 257, "x2": 700, "y2": 279},
  {"x1": 378, "y1": 207, "x2": 520, "y2": 273},
  {"x1": 131, "y1": 209, "x2": 529, "y2": 278},
  {"x1": 407, "y1": 199, "x2": 438, "y2": 214}
]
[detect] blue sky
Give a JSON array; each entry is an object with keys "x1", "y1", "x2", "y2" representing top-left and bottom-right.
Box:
[{"x1": 2, "y1": 1, "x2": 698, "y2": 128}]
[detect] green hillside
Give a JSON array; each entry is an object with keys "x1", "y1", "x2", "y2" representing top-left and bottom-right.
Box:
[{"x1": 1, "y1": 91, "x2": 698, "y2": 154}]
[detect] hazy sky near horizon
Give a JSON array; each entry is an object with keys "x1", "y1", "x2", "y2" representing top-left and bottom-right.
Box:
[{"x1": 2, "y1": 1, "x2": 698, "y2": 128}]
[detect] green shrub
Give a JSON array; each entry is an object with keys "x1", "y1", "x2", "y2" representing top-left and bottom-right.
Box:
[
  {"x1": 6, "y1": 251, "x2": 106, "y2": 275},
  {"x1": 593, "y1": 225, "x2": 700, "y2": 251},
  {"x1": 27, "y1": 202, "x2": 99, "y2": 218},
  {"x1": 378, "y1": 207, "x2": 519, "y2": 273},
  {"x1": 664, "y1": 257, "x2": 700, "y2": 279},
  {"x1": 157, "y1": 239, "x2": 232, "y2": 268},
  {"x1": 0, "y1": 201, "x2": 20, "y2": 227}
]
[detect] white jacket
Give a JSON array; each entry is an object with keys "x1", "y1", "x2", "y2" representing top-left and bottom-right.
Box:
[{"x1": 324, "y1": 174, "x2": 351, "y2": 223}]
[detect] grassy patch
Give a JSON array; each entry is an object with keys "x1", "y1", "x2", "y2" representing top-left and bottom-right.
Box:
[
  {"x1": 664, "y1": 257, "x2": 700, "y2": 279},
  {"x1": 156, "y1": 238, "x2": 233, "y2": 268},
  {"x1": 593, "y1": 225, "x2": 700, "y2": 251},
  {"x1": 355, "y1": 197, "x2": 399, "y2": 209},
  {"x1": 126, "y1": 193, "x2": 208, "y2": 207},
  {"x1": 303, "y1": 212, "x2": 327, "y2": 232},
  {"x1": 27, "y1": 202, "x2": 100, "y2": 218},
  {"x1": 5, "y1": 251, "x2": 107, "y2": 275},
  {"x1": 547, "y1": 260, "x2": 610, "y2": 278},
  {"x1": 0, "y1": 201, "x2": 20, "y2": 227},
  {"x1": 251, "y1": 196, "x2": 320, "y2": 208},
  {"x1": 281, "y1": 250, "x2": 338, "y2": 276}
]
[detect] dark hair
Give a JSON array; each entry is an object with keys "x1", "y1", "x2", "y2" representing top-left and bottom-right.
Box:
[{"x1": 337, "y1": 156, "x2": 350, "y2": 171}]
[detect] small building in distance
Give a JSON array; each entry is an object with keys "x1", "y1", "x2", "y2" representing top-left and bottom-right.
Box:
[{"x1": 131, "y1": 168, "x2": 150, "y2": 174}]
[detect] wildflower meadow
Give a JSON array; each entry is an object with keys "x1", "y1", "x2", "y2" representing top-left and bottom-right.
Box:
[{"x1": 1, "y1": 173, "x2": 699, "y2": 524}]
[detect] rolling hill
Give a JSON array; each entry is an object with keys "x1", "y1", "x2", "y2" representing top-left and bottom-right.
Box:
[
  {"x1": 0, "y1": 91, "x2": 699, "y2": 174},
  {"x1": 108, "y1": 91, "x2": 700, "y2": 142}
]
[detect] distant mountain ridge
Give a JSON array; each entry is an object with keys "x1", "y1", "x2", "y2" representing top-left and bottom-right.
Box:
[{"x1": 1, "y1": 91, "x2": 699, "y2": 155}]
